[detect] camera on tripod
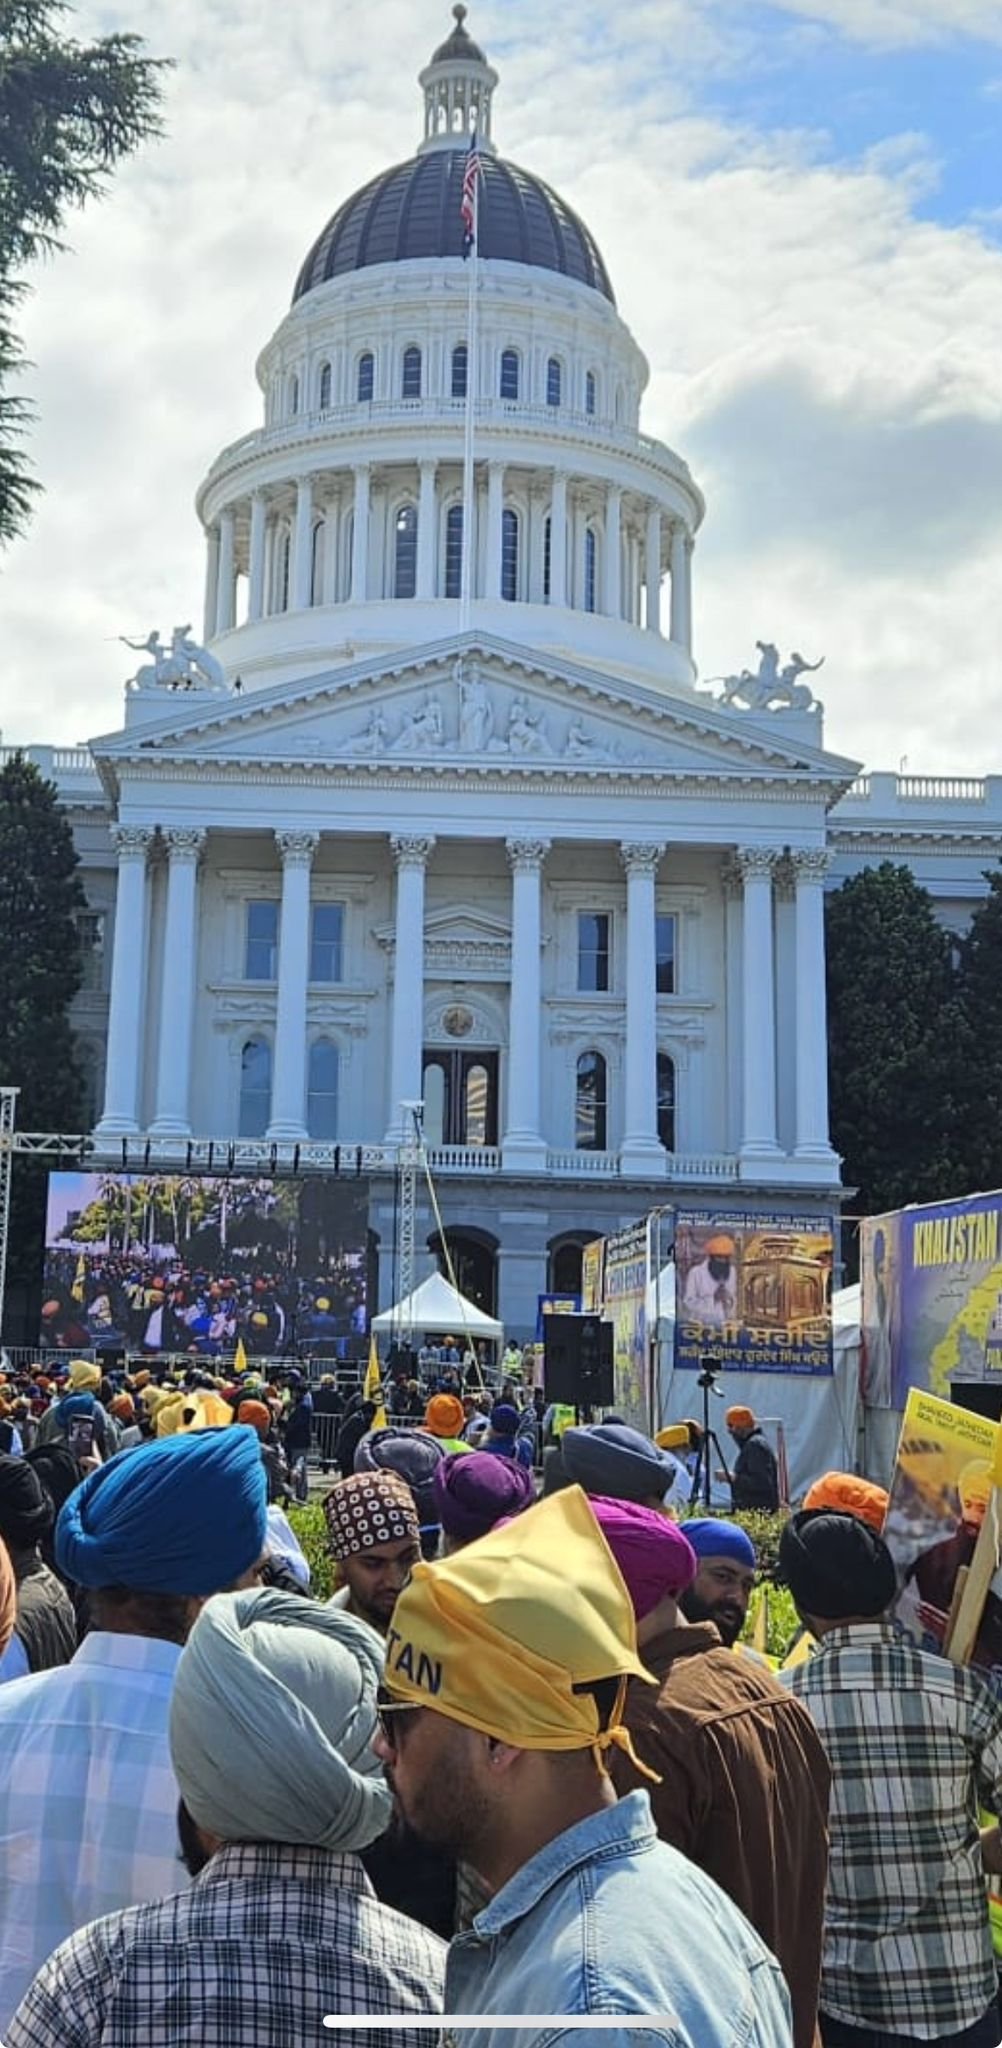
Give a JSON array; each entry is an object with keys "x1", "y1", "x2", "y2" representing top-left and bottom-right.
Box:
[{"x1": 697, "y1": 1354, "x2": 723, "y2": 1394}]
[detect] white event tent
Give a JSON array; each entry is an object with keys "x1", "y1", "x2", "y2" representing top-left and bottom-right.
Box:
[{"x1": 372, "y1": 1270, "x2": 503, "y2": 1343}]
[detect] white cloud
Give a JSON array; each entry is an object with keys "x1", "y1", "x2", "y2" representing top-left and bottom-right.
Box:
[
  {"x1": 1, "y1": 0, "x2": 1001, "y2": 774},
  {"x1": 763, "y1": 0, "x2": 1002, "y2": 49}
]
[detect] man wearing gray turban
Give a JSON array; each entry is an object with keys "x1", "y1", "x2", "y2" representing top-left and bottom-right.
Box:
[{"x1": 6, "y1": 1590, "x2": 446, "y2": 2047}]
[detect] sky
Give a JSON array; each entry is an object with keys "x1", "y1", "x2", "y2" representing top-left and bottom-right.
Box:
[{"x1": 2, "y1": 0, "x2": 1001, "y2": 773}]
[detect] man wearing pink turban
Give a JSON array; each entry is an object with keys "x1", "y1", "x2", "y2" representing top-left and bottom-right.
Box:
[{"x1": 588, "y1": 1494, "x2": 830, "y2": 2048}]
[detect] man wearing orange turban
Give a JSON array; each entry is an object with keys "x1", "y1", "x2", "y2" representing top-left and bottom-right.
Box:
[
  {"x1": 724, "y1": 1406, "x2": 779, "y2": 1513},
  {"x1": 803, "y1": 1472, "x2": 888, "y2": 1535}
]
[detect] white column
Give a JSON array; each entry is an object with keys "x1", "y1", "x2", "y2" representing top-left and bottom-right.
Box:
[
  {"x1": 645, "y1": 504, "x2": 662, "y2": 635},
  {"x1": 604, "y1": 486, "x2": 622, "y2": 618},
  {"x1": 793, "y1": 849, "x2": 838, "y2": 1163},
  {"x1": 385, "y1": 836, "x2": 435, "y2": 1144},
  {"x1": 215, "y1": 508, "x2": 236, "y2": 635},
  {"x1": 247, "y1": 493, "x2": 267, "y2": 623},
  {"x1": 670, "y1": 522, "x2": 693, "y2": 653},
  {"x1": 202, "y1": 527, "x2": 220, "y2": 642},
  {"x1": 738, "y1": 847, "x2": 781, "y2": 1161},
  {"x1": 322, "y1": 492, "x2": 340, "y2": 604},
  {"x1": 150, "y1": 829, "x2": 207, "y2": 1137},
  {"x1": 549, "y1": 471, "x2": 567, "y2": 607},
  {"x1": 721, "y1": 853, "x2": 744, "y2": 1156},
  {"x1": 620, "y1": 842, "x2": 666, "y2": 1174},
  {"x1": 267, "y1": 830, "x2": 319, "y2": 1141},
  {"x1": 416, "y1": 460, "x2": 437, "y2": 599},
  {"x1": 94, "y1": 827, "x2": 154, "y2": 1138},
  {"x1": 351, "y1": 466, "x2": 370, "y2": 602},
  {"x1": 485, "y1": 461, "x2": 504, "y2": 600},
  {"x1": 292, "y1": 475, "x2": 314, "y2": 610},
  {"x1": 502, "y1": 839, "x2": 550, "y2": 1170}
]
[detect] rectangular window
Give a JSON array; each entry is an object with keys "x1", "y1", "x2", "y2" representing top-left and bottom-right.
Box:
[
  {"x1": 245, "y1": 899, "x2": 279, "y2": 981},
  {"x1": 76, "y1": 910, "x2": 106, "y2": 991},
  {"x1": 655, "y1": 913, "x2": 677, "y2": 995},
  {"x1": 310, "y1": 902, "x2": 344, "y2": 983},
  {"x1": 577, "y1": 911, "x2": 610, "y2": 992}
]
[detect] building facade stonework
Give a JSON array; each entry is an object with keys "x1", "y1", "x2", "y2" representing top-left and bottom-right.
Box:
[{"x1": 17, "y1": 16, "x2": 1002, "y2": 1333}]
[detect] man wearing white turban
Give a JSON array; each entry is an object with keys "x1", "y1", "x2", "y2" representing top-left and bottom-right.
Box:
[{"x1": 6, "y1": 1590, "x2": 446, "y2": 2047}]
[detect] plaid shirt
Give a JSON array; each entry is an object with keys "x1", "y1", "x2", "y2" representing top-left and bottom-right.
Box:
[
  {"x1": 0, "y1": 1631, "x2": 187, "y2": 2034},
  {"x1": 783, "y1": 1621, "x2": 1002, "y2": 2038},
  {"x1": 7, "y1": 1841, "x2": 447, "y2": 2048}
]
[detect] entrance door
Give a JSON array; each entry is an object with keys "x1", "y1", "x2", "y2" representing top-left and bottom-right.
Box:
[{"x1": 422, "y1": 1049, "x2": 499, "y2": 1147}]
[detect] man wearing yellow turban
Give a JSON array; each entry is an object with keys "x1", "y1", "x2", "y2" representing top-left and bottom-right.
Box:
[{"x1": 374, "y1": 1487, "x2": 793, "y2": 2045}]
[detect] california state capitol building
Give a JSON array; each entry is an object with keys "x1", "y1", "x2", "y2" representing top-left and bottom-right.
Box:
[{"x1": 21, "y1": 10, "x2": 1002, "y2": 1334}]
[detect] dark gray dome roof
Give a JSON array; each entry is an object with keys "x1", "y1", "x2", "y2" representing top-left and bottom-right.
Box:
[
  {"x1": 292, "y1": 150, "x2": 615, "y2": 305},
  {"x1": 432, "y1": 3, "x2": 487, "y2": 64}
]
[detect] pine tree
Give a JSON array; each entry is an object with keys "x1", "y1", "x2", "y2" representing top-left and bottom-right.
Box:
[
  {"x1": 0, "y1": 0, "x2": 166, "y2": 543},
  {"x1": 825, "y1": 863, "x2": 965, "y2": 1235},
  {"x1": 0, "y1": 752, "x2": 86, "y2": 1307},
  {"x1": 955, "y1": 870, "x2": 1002, "y2": 1194}
]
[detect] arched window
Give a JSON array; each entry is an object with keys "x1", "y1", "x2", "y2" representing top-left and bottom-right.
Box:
[
  {"x1": 307, "y1": 1039, "x2": 339, "y2": 1140},
  {"x1": 402, "y1": 345, "x2": 422, "y2": 398},
  {"x1": 394, "y1": 504, "x2": 418, "y2": 598},
  {"x1": 357, "y1": 351, "x2": 374, "y2": 402},
  {"x1": 500, "y1": 348, "x2": 520, "y2": 400},
  {"x1": 451, "y1": 343, "x2": 468, "y2": 398},
  {"x1": 501, "y1": 508, "x2": 519, "y2": 602},
  {"x1": 584, "y1": 527, "x2": 597, "y2": 613},
  {"x1": 546, "y1": 356, "x2": 562, "y2": 407},
  {"x1": 423, "y1": 1060, "x2": 447, "y2": 1148},
  {"x1": 288, "y1": 373, "x2": 299, "y2": 417},
  {"x1": 657, "y1": 1052, "x2": 676, "y2": 1152},
  {"x1": 278, "y1": 529, "x2": 291, "y2": 613},
  {"x1": 465, "y1": 1063, "x2": 490, "y2": 1147},
  {"x1": 585, "y1": 369, "x2": 597, "y2": 416},
  {"x1": 318, "y1": 360, "x2": 332, "y2": 410},
  {"x1": 445, "y1": 504, "x2": 464, "y2": 599},
  {"x1": 575, "y1": 1051, "x2": 607, "y2": 1151},
  {"x1": 310, "y1": 519, "x2": 325, "y2": 605},
  {"x1": 238, "y1": 1037, "x2": 271, "y2": 1138},
  {"x1": 543, "y1": 515, "x2": 551, "y2": 602}
]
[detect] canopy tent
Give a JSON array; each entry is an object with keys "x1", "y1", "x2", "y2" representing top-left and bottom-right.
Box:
[
  {"x1": 371, "y1": 1270, "x2": 503, "y2": 1342},
  {"x1": 650, "y1": 1266, "x2": 862, "y2": 1500}
]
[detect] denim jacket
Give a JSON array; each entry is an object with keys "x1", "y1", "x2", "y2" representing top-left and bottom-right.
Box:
[{"x1": 443, "y1": 1790, "x2": 792, "y2": 2048}]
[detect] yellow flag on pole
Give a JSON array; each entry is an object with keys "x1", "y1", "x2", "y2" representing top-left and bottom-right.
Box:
[
  {"x1": 233, "y1": 1337, "x2": 249, "y2": 1378},
  {"x1": 365, "y1": 1333, "x2": 387, "y2": 1430},
  {"x1": 71, "y1": 1253, "x2": 87, "y2": 1305}
]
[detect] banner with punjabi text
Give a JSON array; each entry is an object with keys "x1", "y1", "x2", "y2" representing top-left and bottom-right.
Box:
[{"x1": 673, "y1": 1210, "x2": 834, "y2": 1376}]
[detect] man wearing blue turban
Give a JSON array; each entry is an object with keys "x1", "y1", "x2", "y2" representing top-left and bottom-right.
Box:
[
  {"x1": 0, "y1": 1428, "x2": 267, "y2": 2033},
  {"x1": 680, "y1": 1517, "x2": 758, "y2": 1647}
]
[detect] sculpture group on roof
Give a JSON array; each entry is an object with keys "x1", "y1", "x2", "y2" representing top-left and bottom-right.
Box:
[{"x1": 702, "y1": 641, "x2": 825, "y2": 713}]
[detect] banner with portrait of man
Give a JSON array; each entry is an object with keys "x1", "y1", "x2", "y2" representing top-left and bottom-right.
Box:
[
  {"x1": 862, "y1": 1192, "x2": 1002, "y2": 1410},
  {"x1": 674, "y1": 1210, "x2": 834, "y2": 1376}
]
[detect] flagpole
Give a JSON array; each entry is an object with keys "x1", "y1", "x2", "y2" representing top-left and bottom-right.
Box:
[{"x1": 459, "y1": 168, "x2": 479, "y2": 636}]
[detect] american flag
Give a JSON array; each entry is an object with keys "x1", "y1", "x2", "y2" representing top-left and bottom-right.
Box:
[{"x1": 460, "y1": 132, "x2": 482, "y2": 252}]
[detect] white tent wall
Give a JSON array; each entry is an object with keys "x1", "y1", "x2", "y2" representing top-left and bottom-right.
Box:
[
  {"x1": 648, "y1": 1267, "x2": 863, "y2": 1500},
  {"x1": 371, "y1": 1270, "x2": 503, "y2": 1341}
]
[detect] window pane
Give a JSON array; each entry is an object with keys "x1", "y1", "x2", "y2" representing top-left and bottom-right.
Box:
[
  {"x1": 451, "y1": 344, "x2": 467, "y2": 398},
  {"x1": 465, "y1": 1064, "x2": 489, "y2": 1146},
  {"x1": 319, "y1": 362, "x2": 332, "y2": 409},
  {"x1": 245, "y1": 900, "x2": 279, "y2": 981},
  {"x1": 547, "y1": 357, "x2": 562, "y2": 407},
  {"x1": 500, "y1": 349, "x2": 519, "y2": 400},
  {"x1": 307, "y1": 1040, "x2": 339, "y2": 1140},
  {"x1": 395, "y1": 504, "x2": 417, "y2": 599},
  {"x1": 501, "y1": 508, "x2": 518, "y2": 603},
  {"x1": 584, "y1": 528, "x2": 597, "y2": 613},
  {"x1": 402, "y1": 346, "x2": 422, "y2": 398},
  {"x1": 289, "y1": 374, "x2": 299, "y2": 416},
  {"x1": 445, "y1": 505, "x2": 464, "y2": 599},
  {"x1": 585, "y1": 370, "x2": 596, "y2": 416},
  {"x1": 576, "y1": 1051, "x2": 607, "y2": 1151},
  {"x1": 423, "y1": 1061, "x2": 446, "y2": 1148},
  {"x1": 357, "y1": 352, "x2": 374, "y2": 401},
  {"x1": 310, "y1": 902, "x2": 343, "y2": 983},
  {"x1": 655, "y1": 913, "x2": 676, "y2": 995},
  {"x1": 657, "y1": 1053, "x2": 675, "y2": 1151},
  {"x1": 577, "y1": 912, "x2": 609, "y2": 992},
  {"x1": 239, "y1": 1038, "x2": 271, "y2": 1138}
]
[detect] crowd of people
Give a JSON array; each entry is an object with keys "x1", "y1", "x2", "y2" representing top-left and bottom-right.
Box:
[
  {"x1": 0, "y1": 1346, "x2": 997, "y2": 2048},
  {"x1": 41, "y1": 1246, "x2": 367, "y2": 1359}
]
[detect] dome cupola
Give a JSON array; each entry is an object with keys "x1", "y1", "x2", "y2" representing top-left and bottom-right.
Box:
[{"x1": 418, "y1": 4, "x2": 498, "y2": 156}]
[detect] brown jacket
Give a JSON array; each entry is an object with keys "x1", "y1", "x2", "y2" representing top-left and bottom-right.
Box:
[{"x1": 612, "y1": 1621, "x2": 830, "y2": 2048}]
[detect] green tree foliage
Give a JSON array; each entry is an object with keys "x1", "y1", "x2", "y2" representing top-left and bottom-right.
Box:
[
  {"x1": 955, "y1": 870, "x2": 1002, "y2": 1194},
  {"x1": 0, "y1": 0, "x2": 166, "y2": 542},
  {"x1": 0, "y1": 751, "x2": 85, "y2": 1295},
  {"x1": 826, "y1": 863, "x2": 965, "y2": 1234}
]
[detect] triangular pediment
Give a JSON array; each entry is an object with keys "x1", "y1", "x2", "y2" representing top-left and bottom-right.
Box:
[{"x1": 90, "y1": 631, "x2": 859, "y2": 791}]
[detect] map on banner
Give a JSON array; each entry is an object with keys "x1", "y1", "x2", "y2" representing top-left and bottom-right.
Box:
[
  {"x1": 674, "y1": 1210, "x2": 834, "y2": 1376},
  {"x1": 861, "y1": 1191, "x2": 1002, "y2": 1409},
  {"x1": 883, "y1": 1386, "x2": 1002, "y2": 1691},
  {"x1": 41, "y1": 1171, "x2": 370, "y2": 1361}
]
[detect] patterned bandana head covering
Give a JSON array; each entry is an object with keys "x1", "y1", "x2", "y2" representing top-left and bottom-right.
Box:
[{"x1": 323, "y1": 1470, "x2": 420, "y2": 1561}]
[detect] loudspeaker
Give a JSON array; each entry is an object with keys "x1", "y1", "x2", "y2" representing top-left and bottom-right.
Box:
[
  {"x1": 951, "y1": 1380, "x2": 1002, "y2": 1423},
  {"x1": 543, "y1": 1314, "x2": 614, "y2": 1409}
]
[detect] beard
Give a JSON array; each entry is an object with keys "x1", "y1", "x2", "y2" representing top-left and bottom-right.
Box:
[{"x1": 680, "y1": 1585, "x2": 744, "y2": 1648}]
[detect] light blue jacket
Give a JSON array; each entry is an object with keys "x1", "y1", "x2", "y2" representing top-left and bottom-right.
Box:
[{"x1": 444, "y1": 1790, "x2": 793, "y2": 2048}]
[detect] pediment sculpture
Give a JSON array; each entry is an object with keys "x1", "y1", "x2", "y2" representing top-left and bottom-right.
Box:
[{"x1": 700, "y1": 641, "x2": 824, "y2": 713}]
